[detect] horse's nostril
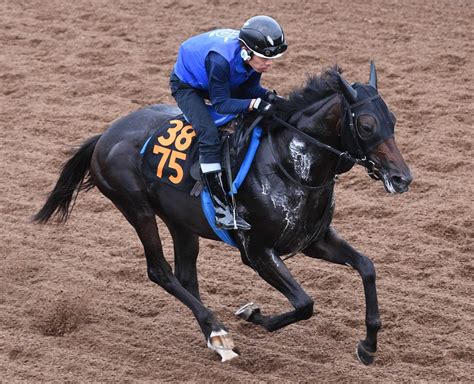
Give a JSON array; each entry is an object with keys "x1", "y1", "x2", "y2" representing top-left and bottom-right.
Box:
[
  {"x1": 391, "y1": 174, "x2": 412, "y2": 190},
  {"x1": 392, "y1": 176, "x2": 403, "y2": 186}
]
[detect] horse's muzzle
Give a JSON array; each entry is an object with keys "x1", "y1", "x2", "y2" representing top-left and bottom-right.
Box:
[
  {"x1": 372, "y1": 166, "x2": 412, "y2": 194},
  {"x1": 369, "y1": 138, "x2": 413, "y2": 194},
  {"x1": 390, "y1": 173, "x2": 413, "y2": 193}
]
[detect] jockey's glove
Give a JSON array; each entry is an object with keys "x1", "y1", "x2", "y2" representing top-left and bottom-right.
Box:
[
  {"x1": 253, "y1": 98, "x2": 273, "y2": 116},
  {"x1": 265, "y1": 90, "x2": 285, "y2": 103}
]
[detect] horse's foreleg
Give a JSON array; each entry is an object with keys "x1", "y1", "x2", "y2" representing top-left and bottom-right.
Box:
[
  {"x1": 302, "y1": 227, "x2": 381, "y2": 365},
  {"x1": 236, "y1": 248, "x2": 314, "y2": 332},
  {"x1": 168, "y1": 223, "x2": 201, "y2": 301}
]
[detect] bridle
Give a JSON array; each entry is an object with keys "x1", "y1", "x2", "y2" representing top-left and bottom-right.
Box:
[
  {"x1": 341, "y1": 93, "x2": 386, "y2": 181},
  {"x1": 268, "y1": 94, "x2": 382, "y2": 190}
]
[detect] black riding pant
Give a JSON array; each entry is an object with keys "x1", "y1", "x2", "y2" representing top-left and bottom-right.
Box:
[{"x1": 170, "y1": 72, "x2": 221, "y2": 164}]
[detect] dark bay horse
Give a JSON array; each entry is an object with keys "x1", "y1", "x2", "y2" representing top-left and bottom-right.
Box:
[{"x1": 35, "y1": 64, "x2": 412, "y2": 363}]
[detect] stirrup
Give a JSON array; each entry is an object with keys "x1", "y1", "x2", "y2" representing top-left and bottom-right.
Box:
[
  {"x1": 216, "y1": 212, "x2": 251, "y2": 231},
  {"x1": 202, "y1": 171, "x2": 251, "y2": 231}
]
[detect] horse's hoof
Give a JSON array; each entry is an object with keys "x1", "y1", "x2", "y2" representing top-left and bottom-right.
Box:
[
  {"x1": 235, "y1": 302, "x2": 260, "y2": 321},
  {"x1": 356, "y1": 340, "x2": 376, "y2": 365},
  {"x1": 207, "y1": 330, "x2": 238, "y2": 362}
]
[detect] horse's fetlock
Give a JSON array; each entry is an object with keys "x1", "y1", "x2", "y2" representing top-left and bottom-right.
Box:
[
  {"x1": 147, "y1": 267, "x2": 172, "y2": 288},
  {"x1": 296, "y1": 299, "x2": 314, "y2": 320},
  {"x1": 197, "y1": 312, "x2": 214, "y2": 325},
  {"x1": 146, "y1": 268, "x2": 158, "y2": 283},
  {"x1": 366, "y1": 317, "x2": 382, "y2": 331}
]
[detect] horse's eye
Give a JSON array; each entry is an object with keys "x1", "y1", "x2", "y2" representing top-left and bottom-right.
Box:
[
  {"x1": 359, "y1": 125, "x2": 375, "y2": 137},
  {"x1": 356, "y1": 114, "x2": 378, "y2": 140}
]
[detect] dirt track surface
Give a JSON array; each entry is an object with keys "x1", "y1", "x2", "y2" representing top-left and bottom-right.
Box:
[{"x1": 1, "y1": 0, "x2": 473, "y2": 382}]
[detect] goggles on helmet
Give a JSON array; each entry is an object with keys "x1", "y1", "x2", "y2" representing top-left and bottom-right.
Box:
[{"x1": 240, "y1": 39, "x2": 288, "y2": 59}]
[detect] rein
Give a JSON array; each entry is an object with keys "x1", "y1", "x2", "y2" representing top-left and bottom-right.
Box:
[
  {"x1": 268, "y1": 95, "x2": 381, "y2": 184},
  {"x1": 271, "y1": 115, "x2": 369, "y2": 168}
]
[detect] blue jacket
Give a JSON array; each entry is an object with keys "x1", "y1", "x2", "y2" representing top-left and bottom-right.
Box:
[{"x1": 173, "y1": 29, "x2": 267, "y2": 114}]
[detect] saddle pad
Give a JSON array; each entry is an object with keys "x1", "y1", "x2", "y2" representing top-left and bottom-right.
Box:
[{"x1": 141, "y1": 115, "x2": 199, "y2": 192}]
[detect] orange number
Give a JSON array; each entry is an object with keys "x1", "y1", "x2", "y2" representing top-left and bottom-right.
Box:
[
  {"x1": 153, "y1": 119, "x2": 195, "y2": 184},
  {"x1": 158, "y1": 120, "x2": 183, "y2": 146},
  {"x1": 168, "y1": 150, "x2": 187, "y2": 184},
  {"x1": 153, "y1": 145, "x2": 171, "y2": 178},
  {"x1": 175, "y1": 125, "x2": 196, "y2": 151}
]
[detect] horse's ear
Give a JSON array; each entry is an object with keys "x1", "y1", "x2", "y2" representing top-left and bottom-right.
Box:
[
  {"x1": 369, "y1": 60, "x2": 378, "y2": 90},
  {"x1": 338, "y1": 74, "x2": 358, "y2": 104}
]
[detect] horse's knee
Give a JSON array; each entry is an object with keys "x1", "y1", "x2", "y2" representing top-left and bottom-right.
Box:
[
  {"x1": 358, "y1": 256, "x2": 376, "y2": 283},
  {"x1": 296, "y1": 298, "x2": 314, "y2": 320}
]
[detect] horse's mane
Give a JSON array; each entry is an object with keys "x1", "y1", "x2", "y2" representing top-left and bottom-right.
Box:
[
  {"x1": 237, "y1": 66, "x2": 344, "y2": 150},
  {"x1": 273, "y1": 65, "x2": 343, "y2": 119}
]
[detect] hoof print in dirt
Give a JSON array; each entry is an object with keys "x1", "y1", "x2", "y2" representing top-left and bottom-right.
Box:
[{"x1": 37, "y1": 299, "x2": 89, "y2": 337}]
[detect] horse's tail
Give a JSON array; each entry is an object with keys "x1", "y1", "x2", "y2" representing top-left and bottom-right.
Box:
[{"x1": 34, "y1": 134, "x2": 101, "y2": 224}]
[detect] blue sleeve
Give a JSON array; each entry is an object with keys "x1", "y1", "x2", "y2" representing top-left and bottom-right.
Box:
[
  {"x1": 205, "y1": 52, "x2": 253, "y2": 115},
  {"x1": 237, "y1": 71, "x2": 268, "y2": 99}
]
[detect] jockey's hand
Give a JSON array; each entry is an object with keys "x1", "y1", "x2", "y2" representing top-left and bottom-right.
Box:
[
  {"x1": 253, "y1": 98, "x2": 273, "y2": 116},
  {"x1": 265, "y1": 90, "x2": 285, "y2": 103}
]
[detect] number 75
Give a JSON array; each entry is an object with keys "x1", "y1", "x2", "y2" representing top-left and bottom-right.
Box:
[{"x1": 153, "y1": 145, "x2": 187, "y2": 184}]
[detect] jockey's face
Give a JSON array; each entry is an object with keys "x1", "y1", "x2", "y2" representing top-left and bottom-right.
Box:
[{"x1": 248, "y1": 55, "x2": 273, "y2": 73}]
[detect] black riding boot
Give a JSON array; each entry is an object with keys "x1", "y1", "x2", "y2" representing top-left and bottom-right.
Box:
[{"x1": 202, "y1": 171, "x2": 251, "y2": 230}]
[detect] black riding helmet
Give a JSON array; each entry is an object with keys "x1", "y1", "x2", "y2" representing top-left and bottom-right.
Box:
[{"x1": 239, "y1": 15, "x2": 287, "y2": 59}]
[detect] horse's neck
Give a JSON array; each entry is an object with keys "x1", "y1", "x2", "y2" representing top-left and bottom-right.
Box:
[{"x1": 271, "y1": 95, "x2": 343, "y2": 185}]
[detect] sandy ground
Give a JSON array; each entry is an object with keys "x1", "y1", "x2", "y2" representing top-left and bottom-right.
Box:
[{"x1": 1, "y1": 0, "x2": 473, "y2": 382}]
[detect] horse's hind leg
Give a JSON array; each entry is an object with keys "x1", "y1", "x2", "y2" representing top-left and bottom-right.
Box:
[
  {"x1": 168, "y1": 223, "x2": 201, "y2": 301},
  {"x1": 302, "y1": 227, "x2": 381, "y2": 365},
  {"x1": 103, "y1": 191, "x2": 237, "y2": 361}
]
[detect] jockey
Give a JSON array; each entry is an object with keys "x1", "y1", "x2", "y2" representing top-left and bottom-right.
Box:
[{"x1": 170, "y1": 15, "x2": 287, "y2": 231}]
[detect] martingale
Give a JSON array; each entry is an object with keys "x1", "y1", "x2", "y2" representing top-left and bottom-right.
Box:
[{"x1": 141, "y1": 117, "x2": 199, "y2": 192}]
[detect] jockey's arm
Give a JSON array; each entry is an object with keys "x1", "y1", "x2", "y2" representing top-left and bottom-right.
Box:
[
  {"x1": 205, "y1": 52, "x2": 261, "y2": 115},
  {"x1": 236, "y1": 72, "x2": 268, "y2": 100}
]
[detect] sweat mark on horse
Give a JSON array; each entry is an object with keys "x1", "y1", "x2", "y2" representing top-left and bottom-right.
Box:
[{"x1": 34, "y1": 63, "x2": 412, "y2": 364}]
